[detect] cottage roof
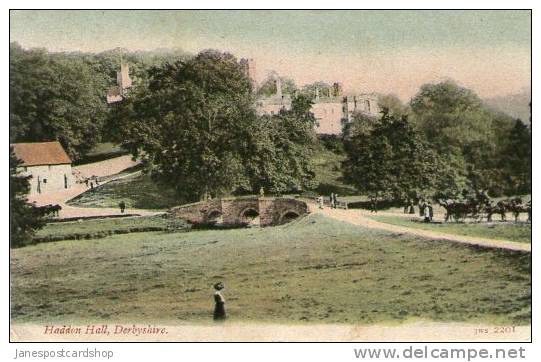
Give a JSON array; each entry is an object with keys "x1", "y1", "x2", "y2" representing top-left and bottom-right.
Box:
[{"x1": 11, "y1": 141, "x2": 72, "y2": 167}]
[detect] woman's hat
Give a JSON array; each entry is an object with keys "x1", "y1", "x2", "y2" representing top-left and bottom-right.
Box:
[{"x1": 214, "y1": 282, "x2": 224, "y2": 290}]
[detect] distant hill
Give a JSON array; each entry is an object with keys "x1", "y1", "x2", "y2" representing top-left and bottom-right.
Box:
[{"x1": 483, "y1": 88, "x2": 531, "y2": 123}]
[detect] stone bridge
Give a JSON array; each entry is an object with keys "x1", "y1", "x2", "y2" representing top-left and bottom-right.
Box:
[{"x1": 170, "y1": 197, "x2": 309, "y2": 227}]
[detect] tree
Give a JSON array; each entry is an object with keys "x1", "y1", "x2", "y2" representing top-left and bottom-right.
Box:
[
  {"x1": 410, "y1": 80, "x2": 518, "y2": 196},
  {"x1": 256, "y1": 73, "x2": 297, "y2": 96},
  {"x1": 245, "y1": 94, "x2": 317, "y2": 194},
  {"x1": 9, "y1": 43, "x2": 109, "y2": 160},
  {"x1": 9, "y1": 148, "x2": 45, "y2": 247},
  {"x1": 499, "y1": 119, "x2": 532, "y2": 194},
  {"x1": 108, "y1": 50, "x2": 257, "y2": 201},
  {"x1": 342, "y1": 110, "x2": 448, "y2": 205},
  {"x1": 377, "y1": 94, "x2": 410, "y2": 116}
]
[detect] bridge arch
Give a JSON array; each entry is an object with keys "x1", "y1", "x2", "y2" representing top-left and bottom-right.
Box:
[
  {"x1": 278, "y1": 210, "x2": 301, "y2": 224},
  {"x1": 206, "y1": 209, "x2": 223, "y2": 223}
]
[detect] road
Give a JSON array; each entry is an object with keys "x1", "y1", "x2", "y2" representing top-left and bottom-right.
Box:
[
  {"x1": 28, "y1": 156, "x2": 164, "y2": 219},
  {"x1": 308, "y1": 203, "x2": 531, "y2": 252}
]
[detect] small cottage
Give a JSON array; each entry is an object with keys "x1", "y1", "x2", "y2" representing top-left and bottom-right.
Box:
[{"x1": 11, "y1": 141, "x2": 74, "y2": 195}]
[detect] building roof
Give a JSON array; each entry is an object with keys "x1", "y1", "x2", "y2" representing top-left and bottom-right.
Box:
[{"x1": 11, "y1": 141, "x2": 72, "y2": 167}]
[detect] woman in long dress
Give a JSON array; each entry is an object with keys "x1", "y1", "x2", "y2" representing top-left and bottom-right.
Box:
[{"x1": 213, "y1": 282, "x2": 226, "y2": 321}]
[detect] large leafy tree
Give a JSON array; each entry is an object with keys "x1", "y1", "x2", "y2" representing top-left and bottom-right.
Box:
[
  {"x1": 108, "y1": 50, "x2": 257, "y2": 201},
  {"x1": 246, "y1": 95, "x2": 317, "y2": 194},
  {"x1": 410, "y1": 80, "x2": 519, "y2": 196},
  {"x1": 9, "y1": 148, "x2": 45, "y2": 247},
  {"x1": 499, "y1": 119, "x2": 532, "y2": 194},
  {"x1": 9, "y1": 43, "x2": 109, "y2": 160},
  {"x1": 342, "y1": 110, "x2": 449, "y2": 203}
]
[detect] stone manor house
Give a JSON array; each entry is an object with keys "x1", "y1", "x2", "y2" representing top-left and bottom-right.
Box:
[{"x1": 242, "y1": 58, "x2": 380, "y2": 135}]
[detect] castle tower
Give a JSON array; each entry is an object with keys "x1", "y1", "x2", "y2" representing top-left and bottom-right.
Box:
[
  {"x1": 240, "y1": 58, "x2": 257, "y2": 89},
  {"x1": 116, "y1": 63, "x2": 132, "y2": 93},
  {"x1": 333, "y1": 82, "x2": 343, "y2": 97},
  {"x1": 275, "y1": 76, "x2": 282, "y2": 99}
]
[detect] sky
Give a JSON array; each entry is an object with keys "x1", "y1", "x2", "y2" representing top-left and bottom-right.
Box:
[{"x1": 10, "y1": 10, "x2": 531, "y2": 100}]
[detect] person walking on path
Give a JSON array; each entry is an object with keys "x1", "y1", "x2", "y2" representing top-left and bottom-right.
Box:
[
  {"x1": 330, "y1": 193, "x2": 335, "y2": 209},
  {"x1": 333, "y1": 194, "x2": 339, "y2": 209},
  {"x1": 213, "y1": 282, "x2": 226, "y2": 321},
  {"x1": 423, "y1": 201, "x2": 431, "y2": 222},
  {"x1": 318, "y1": 196, "x2": 324, "y2": 209},
  {"x1": 119, "y1": 201, "x2": 126, "y2": 214}
]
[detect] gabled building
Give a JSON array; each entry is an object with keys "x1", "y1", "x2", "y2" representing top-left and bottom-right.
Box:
[{"x1": 11, "y1": 141, "x2": 74, "y2": 195}]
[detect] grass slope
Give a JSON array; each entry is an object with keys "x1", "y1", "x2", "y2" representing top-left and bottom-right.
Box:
[
  {"x1": 311, "y1": 146, "x2": 356, "y2": 195},
  {"x1": 369, "y1": 216, "x2": 531, "y2": 244},
  {"x1": 11, "y1": 214, "x2": 530, "y2": 325},
  {"x1": 67, "y1": 173, "x2": 182, "y2": 210},
  {"x1": 33, "y1": 216, "x2": 188, "y2": 243}
]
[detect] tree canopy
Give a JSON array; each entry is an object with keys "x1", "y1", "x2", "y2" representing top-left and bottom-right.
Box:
[
  {"x1": 108, "y1": 50, "x2": 317, "y2": 201},
  {"x1": 342, "y1": 110, "x2": 456, "y2": 202},
  {"x1": 9, "y1": 148, "x2": 45, "y2": 247}
]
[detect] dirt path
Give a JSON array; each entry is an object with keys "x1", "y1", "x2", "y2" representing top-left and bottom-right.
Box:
[
  {"x1": 28, "y1": 156, "x2": 165, "y2": 219},
  {"x1": 309, "y1": 203, "x2": 531, "y2": 252},
  {"x1": 10, "y1": 322, "x2": 530, "y2": 342}
]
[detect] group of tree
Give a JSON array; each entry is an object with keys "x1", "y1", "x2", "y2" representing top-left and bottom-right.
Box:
[
  {"x1": 342, "y1": 80, "x2": 531, "y2": 204},
  {"x1": 107, "y1": 50, "x2": 317, "y2": 202},
  {"x1": 9, "y1": 42, "x2": 190, "y2": 161},
  {"x1": 9, "y1": 148, "x2": 46, "y2": 247},
  {"x1": 256, "y1": 72, "x2": 297, "y2": 97}
]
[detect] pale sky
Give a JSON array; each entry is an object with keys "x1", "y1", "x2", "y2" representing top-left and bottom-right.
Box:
[{"x1": 10, "y1": 10, "x2": 531, "y2": 100}]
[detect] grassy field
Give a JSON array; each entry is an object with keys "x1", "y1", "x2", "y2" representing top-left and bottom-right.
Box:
[
  {"x1": 32, "y1": 216, "x2": 188, "y2": 243},
  {"x1": 11, "y1": 214, "x2": 530, "y2": 325},
  {"x1": 67, "y1": 173, "x2": 183, "y2": 210},
  {"x1": 369, "y1": 215, "x2": 532, "y2": 244}
]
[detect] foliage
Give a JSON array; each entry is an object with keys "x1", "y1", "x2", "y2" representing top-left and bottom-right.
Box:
[
  {"x1": 9, "y1": 148, "x2": 46, "y2": 247},
  {"x1": 9, "y1": 43, "x2": 109, "y2": 160},
  {"x1": 499, "y1": 120, "x2": 532, "y2": 195},
  {"x1": 377, "y1": 94, "x2": 410, "y2": 116},
  {"x1": 342, "y1": 110, "x2": 451, "y2": 202},
  {"x1": 301, "y1": 81, "x2": 333, "y2": 98},
  {"x1": 409, "y1": 80, "x2": 527, "y2": 196},
  {"x1": 108, "y1": 51, "x2": 316, "y2": 200},
  {"x1": 245, "y1": 94, "x2": 317, "y2": 194},
  {"x1": 256, "y1": 72, "x2": 297, "y2": 96}
]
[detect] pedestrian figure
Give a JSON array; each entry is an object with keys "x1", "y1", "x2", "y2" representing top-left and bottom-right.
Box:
[
  {"x1": 370, "y1": 198, "x2": 377, "y2": 213},
  {"x1": 409, "y1": 201, "x2": 415, "y2": 214},
  {"x1": 213, "y1": 282, "x2": 226, "y2": 321},
  {"x1": 333, "y1": 194, "x2": 338, "y2": 209},
  {"x1": 85, "y1": 178, "x2": 89, "y2": 188},
  {"x1": 259, "y1": 187, "x2": 265, "y2": 197},
  {"x1": 318, "y1": 196, "x2": 324, "y2": 209},
  {"x1": 119, "y1": 201, "x2": 126, "y2": 214},
  {"x1": 330, "y1": 193, "x2": 334, "y2": 209},
  {"x1": 428, "y1": 202, "x2": 434, "y2": 222},
  {"x1": 423, "y1": 202, "x2": 431, "y2": 222},
  {"x1": 90, "y1": 182, "x2": 94, "y2": 190}
]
